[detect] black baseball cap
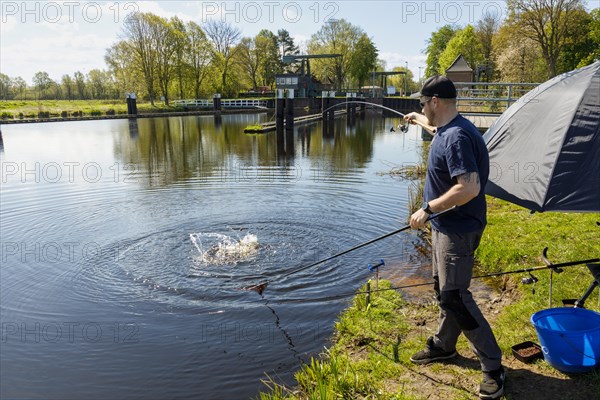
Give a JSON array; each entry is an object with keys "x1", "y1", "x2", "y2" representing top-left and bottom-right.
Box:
[{"x1": 414, "y1": 75, "x2": 457, "y2": 98}]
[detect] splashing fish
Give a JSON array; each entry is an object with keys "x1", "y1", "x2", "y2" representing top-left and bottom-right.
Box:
[{"x1": 190, "y1": 233, "x2": 259, "y2": 265}]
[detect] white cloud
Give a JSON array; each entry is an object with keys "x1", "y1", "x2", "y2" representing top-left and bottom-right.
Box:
[
  {"x1": 1, "y1": 15, "x2": 18, "y2": 32},
  {"x1": 2, "y1": 30, "x2": 114, "y2": 82},
  {"x1": 380, "y1": 52, "x2": 427, "y2": 78}
]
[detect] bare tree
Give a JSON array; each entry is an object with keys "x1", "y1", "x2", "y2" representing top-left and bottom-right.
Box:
[
  {"x1": 203, "y1": 20, "x2": 241, "y2": 94},
  {"x1": 476, "y1": 10, "x2": 501, "y2": 76}
]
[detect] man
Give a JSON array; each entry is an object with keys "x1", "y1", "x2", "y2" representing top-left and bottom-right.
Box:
[{"x1": 405, "y1": 76, "x2": 504, "y2": 400}]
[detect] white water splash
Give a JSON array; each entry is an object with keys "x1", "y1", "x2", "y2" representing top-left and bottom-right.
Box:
[{"x1": 190, "y1": 232, "x2": 259, "y2": 265}]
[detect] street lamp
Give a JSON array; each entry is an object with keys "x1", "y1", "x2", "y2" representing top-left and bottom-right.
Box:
[
  {"x1": 418, "y1": 67, "x2": 423, "y2": 85},
  {"x1": 404, "y1": 61, "x2": 408, "y2": 96}
]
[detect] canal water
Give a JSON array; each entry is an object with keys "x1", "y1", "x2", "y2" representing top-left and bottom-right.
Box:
[{"x1": 0, "y1": 114, "x2": 427, "y2": 399}]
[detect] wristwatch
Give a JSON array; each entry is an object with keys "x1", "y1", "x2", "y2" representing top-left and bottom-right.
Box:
[{"x1": 421, "y1": 201, "x2": 433, "y2": 215}]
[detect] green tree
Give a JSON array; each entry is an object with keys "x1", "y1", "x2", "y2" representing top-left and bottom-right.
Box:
[
  {"x1": 308, "y1": 19, "x2": 364, "y2": 90},
  {"x1": 87, "y1": 69, "x2": 114, "y2": 99},
  {"x1": 153, "y1": 15, "x2": 183, "y2": 105},
  {"x1": 204, "y1": 19, "x2": 241, "y2": 95},
  {"x1": 556, "y1": 8, "x2": 595, "y2": 72},
  {"x1": 276, "y1": 29, "x2": 299, "y2": 73},
  {"x1": 105, "y1": 41, "x2": 140, "y2": 98},
  {"x1": 438, "y1": 25, "x2": 484, "y2": 74},
  {"x1": 0, "y1": 73, "x2": 10, "y2": 100},
  {"x1": 348, "y1": 34, "x2": 378, "y2": 89},
  {"x1": 74, "y1": 71, "x2": 86, "y2": 99},
  {"x1": 186, "y1": 21, "x2": 213, "y2": 99},
  {"x1": 122, "y1": 12, "x2": 158, "y2": 104},
  {"x1": 32, "y1": 71, "x2": 52, "y2": 100},
  {"x1": 580, "y1": 8, "x2": 600, "y2": 65},
  {"x1": 493, "y1": 22, "x2": 548, "y2": 82},
  {"x1": 508, "y1": 0, "x2": 586, "y2": 78},
  {"x1": 61, "y1": 74, "x2": 74, "y2": 100},
  {"x1": 170, "y1": 16, "x2": 188, "y2": 100},
  {"x1": 11, "y1": 77, "x2": 27, "y2": 100},
  {"x1": 387, "y1": 67, "x2": 418, "y2": 95},
  {"x1": 424, "y1": 25, "x2": 458, "y2": 78},
  {"x1": 277, "y1": 29, "x2": 299, "y2": 57},
  {"x1": 237, "y1": 37, "x2": 262, "y2": 90},
  {"x1": 259, "y1": 29, "x2": 280, "y2": 88}
]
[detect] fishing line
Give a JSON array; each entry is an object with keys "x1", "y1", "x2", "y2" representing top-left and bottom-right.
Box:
[{"x1": 243, "y1": 207, "x2": 457, "y2": 294}]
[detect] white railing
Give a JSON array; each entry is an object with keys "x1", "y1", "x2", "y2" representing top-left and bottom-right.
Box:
[{"x1": 172, "y1": 99, "x2": 269, "y2": 109}]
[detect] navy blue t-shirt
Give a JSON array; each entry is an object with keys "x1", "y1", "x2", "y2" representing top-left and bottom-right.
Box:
[{"x1": 424, "y1": 114, "x2": 489, "y2": 234}]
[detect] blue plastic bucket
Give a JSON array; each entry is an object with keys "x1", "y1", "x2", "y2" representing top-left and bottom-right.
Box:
[{"x1": 531, "y1": 307, "x2": 600, "y2": 373}]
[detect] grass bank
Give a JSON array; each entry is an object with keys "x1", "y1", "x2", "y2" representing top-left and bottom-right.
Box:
[
  {"x1": 258, "y1": 203, "x2": 600, "y2": 399},
  {"x1": 0, "y1": 99, "x2": 180, "y2": 120}
]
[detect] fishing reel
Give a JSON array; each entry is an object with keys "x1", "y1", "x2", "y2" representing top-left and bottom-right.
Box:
[
  {"x1": 522, "y1": 272, "x2": 539, "y2": 294},
  {"x1": 390, "y1": 122, "x2": 409, "y2": 133}
]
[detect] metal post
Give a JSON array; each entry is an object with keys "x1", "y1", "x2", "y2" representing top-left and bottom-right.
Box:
[
  {"x1": 213, "y1": 93, "x2": 221, "y2": 112},
  {"x1": 346, "y1": 93, "x2": 351, "y2": 126},
  {"x1": 351, "y1": 92, "x2": 357, "y2": 122},
  {"x1": 321, "y1": 91, "x2": 328, "y2": 122},
  {"x1": 328, "y1": 91, "x2": 335, "y2": 125},
  {"x1": 276, "y1": 89, "x2": 284, "y2": 132},
  {"x1": 285, "y1": 89, "x2": 295, "y2": 131}
]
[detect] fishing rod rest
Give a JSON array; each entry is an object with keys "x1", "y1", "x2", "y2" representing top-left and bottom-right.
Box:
[{"x1": 368, "y1": 259, "x2": 385, "y2": 271}]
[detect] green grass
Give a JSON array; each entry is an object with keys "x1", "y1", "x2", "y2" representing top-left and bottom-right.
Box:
[
  {"x1": 257, "y1": 201, "x2": 600, "y2": 399},
  {"x1": 244, "y1": 124, "x2": 265, "y2": 133},
  {"x1": 477, "y1": 197, "x2": 600, "y2": 353},
  {"x1": 0, "y1": 99, "x2": 178, "y2": 119}
]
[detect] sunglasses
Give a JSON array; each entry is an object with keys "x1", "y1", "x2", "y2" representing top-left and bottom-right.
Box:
[{"x1": 420, "y1": 98, "x2": 433, "y2": 108}]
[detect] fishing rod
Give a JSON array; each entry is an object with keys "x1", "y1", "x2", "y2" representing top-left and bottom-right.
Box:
[
  {"x1": 269, "y1": 255, "x2": 599, "y2": 305},
  {"x1": 243, "y1": 206, "x2": 457, "y2": 295},
  {"x1": 321, "y1": 100, "x2": 437, "y2": 135}
]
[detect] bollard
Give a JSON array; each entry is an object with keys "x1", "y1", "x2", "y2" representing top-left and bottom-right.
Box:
[
  {"x1": 366, "y1": 280, "x2": 371, "y2": 307},
  {"x1": 285, "y1": 89, "x2": 295, "y2": 131},
  {"x1": 213, "y1": 93, "x2": 221, "y2": 112},
  {"x1": 321, "y1": 91, "x2": 329, "y2": 122},
  {"x1": 328, "y1": 91, "x2": 335, "y2": 125},
  {"x1": 276, "y1": 89, "x2": 285, "y2": 132}
]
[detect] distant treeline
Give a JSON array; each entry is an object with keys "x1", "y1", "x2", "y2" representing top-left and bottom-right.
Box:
[{"x1": 1, "y1": 1, "x2": 598, "y2": 103}]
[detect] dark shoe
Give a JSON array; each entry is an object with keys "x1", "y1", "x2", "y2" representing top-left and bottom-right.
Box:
[
  {"x1": 410, "y1": 337, "x2": 457, "y2": 365},
  {"x1": 479, "y1": 366, "x2": 505, "y2": 399}
]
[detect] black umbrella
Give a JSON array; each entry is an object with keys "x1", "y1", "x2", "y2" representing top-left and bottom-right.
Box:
[{"x1": 483, "y1": 61, "x2": 600, "y2": 212}]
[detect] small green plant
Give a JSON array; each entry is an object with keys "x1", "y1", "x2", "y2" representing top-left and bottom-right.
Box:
[
  {"x1": 0, "y1": 112, "x2": 14, "y2": 119},
  {"x1": 105, "y1": 109, "x2": 116, "y2": 115},
  {"x1": 61, "y1": 111, "x2": 69, "y2": 118},
  {"x1": 90, "y1": 109, "x2": 102, "y2": 116},
  {"x1": 244, "y1": 124, "x2": 264, "y2": 133}
]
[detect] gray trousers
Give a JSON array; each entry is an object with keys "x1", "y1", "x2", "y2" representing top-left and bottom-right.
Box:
[{"x1": 431, "y1": 229, "x2": 502, "y2": 372}]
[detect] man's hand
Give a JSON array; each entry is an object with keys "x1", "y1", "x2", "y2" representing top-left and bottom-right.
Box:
[
  {"x1": 410, "y1": 208, "x2": 430, "y2": 230},
  {"x1": 404, "y1": 112, "x2": 428, "y2": 126}
]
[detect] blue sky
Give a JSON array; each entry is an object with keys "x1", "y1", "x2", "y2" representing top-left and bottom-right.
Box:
[{"x1": 1, "y1": 1, "x2": 508, "y2": 84}]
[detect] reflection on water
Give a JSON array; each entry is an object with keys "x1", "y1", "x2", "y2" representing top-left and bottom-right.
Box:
[
  {"x1": 0, "y1": 113, "x2": 425, "y2": 399},
  {"x1": 113, "y1": 114, "x2": 377, "y2": 187}
]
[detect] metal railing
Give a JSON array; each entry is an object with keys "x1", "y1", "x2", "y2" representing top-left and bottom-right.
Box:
[
  {"x1": 454, "y1": 82, "x2": 540, "y2": 113},
  {"x1": 172, "y1": 99, "x2": 269, "y2": 109}
]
